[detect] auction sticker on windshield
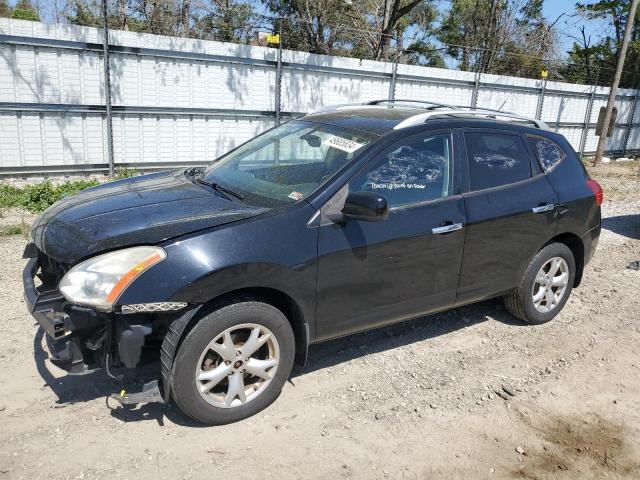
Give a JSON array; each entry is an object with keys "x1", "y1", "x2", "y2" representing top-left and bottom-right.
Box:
[
  {"x1": 288, "y1": 191, "x2": 304, "y2": 201},
  {"x1": 323, "y1": 136, "x2": 365, "y2": 154}
]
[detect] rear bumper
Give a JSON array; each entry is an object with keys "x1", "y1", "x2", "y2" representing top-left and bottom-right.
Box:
[{"x1": 582, "y1": 222, "x2": 601, "y2": 266}]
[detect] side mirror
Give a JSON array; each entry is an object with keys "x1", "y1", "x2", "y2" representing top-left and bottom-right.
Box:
[{"x1": 341, "y1": 191, "x2": 388, "y2": 222}]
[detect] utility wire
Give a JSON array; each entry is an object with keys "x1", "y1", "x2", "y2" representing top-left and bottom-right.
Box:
[{"x1": 74, "y1": 2, "x2": 640, "y2": 82}]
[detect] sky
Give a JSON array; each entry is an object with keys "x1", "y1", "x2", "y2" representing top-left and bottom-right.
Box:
[
  {"x1": 431, "y1": 0, "x2": 611, "y2": 56},
  {"x1": 542, "y1": 0, "x2": 610, "y2": 54}
]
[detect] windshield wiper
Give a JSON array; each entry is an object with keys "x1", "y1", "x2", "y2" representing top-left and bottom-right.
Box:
[{"x1": 195, "y1": 174, "x2": 245, "y2": 200}]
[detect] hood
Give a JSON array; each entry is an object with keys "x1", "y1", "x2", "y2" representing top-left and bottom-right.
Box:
[{"x1": 31, "y1": 170, "x2": 268, "y2": 264}]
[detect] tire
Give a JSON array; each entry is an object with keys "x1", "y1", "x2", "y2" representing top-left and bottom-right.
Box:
[
  {"x1": 503, "y1": 243, "x2": 576, "y2": 325},
  {"x1": 171, "y1": 301, "x2": 295, "y2": 425}
]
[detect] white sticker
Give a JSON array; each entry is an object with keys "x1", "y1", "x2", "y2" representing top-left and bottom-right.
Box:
[
  {"x1": 288, "y1": 191, "x2": 304, "y2": 201},
  {"x1": 323, "y1": 136, "x2": 365, "y2": 153}
]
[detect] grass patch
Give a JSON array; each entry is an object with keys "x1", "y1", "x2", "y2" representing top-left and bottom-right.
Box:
[
  {"x1": 0, "y1": 169, "x2": 140, "y2": 213},
  {"x1": 0, "y1": 180, "x2": 100, "y2": 213},
  {"x1": 0, "y1": 223, "x2": 28, "y2": 236},
  {"x1": 587, "y1": 161, "x2": 640, "y2": 179},
  {"x1": 114, "y1": 167, "x2": 137, "y2": 179}
]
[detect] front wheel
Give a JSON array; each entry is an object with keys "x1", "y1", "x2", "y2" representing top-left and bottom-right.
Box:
[
  {"x1": 503, "y1": 243, "x2": 576, "y2": 325},
  {"x1": 171, "y1": 301, "x2": 295, "y2": 425}
]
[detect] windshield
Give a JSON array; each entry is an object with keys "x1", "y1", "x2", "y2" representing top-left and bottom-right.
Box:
[{"x1": 202, "y1": 120, "x2": 377, "y2": 207}]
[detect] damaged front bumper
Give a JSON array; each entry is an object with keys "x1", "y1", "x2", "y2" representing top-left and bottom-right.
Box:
[
  {"x1": 22, "y1": 243, "x2": 195, "y2": 403},
  {"x1": 23, "y1": 252, "x2": 107, "y2": 374}
]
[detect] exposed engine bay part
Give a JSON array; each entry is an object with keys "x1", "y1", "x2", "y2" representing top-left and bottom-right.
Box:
[
  {"x1": 110, "y1": 307, "x2": 202, "y2": 406},
  {"x1": 111, "y1": 380, "x2": 163, "y2": 405},
  {"x1": 46, "y1": 335, "x2": 89, "y2": 375},
  {"x1": 118, "y1": 324, "x2": 152, "y2": 368}
]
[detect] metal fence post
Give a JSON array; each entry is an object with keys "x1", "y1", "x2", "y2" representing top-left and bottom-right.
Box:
[
  {"x1": 101, "y1": 0, "x2": 114, "y2": 177},
  {"x1": 535, "y1": 77, "x2": 547, "y2": 120},
  {"x1": 622, "y1": 89, "x2": 639, "y2": 157},
  {"x1": 388, "y1": 54, "x2": 398, "y2": 100},
  {"x1": 102, "y1": 0, "x2": 114, "y2": 177},
  {"x1": 471, "y1": 71, "x2": 480, "y2": 108},
  {"x1": 579, "y1": 85, "x2": 596, "y2": 158},
  {"x1": 274, "y1": 20, "x2": 283, "y2": 125}
]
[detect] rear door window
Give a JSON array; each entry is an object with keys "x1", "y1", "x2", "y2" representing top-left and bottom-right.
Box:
[
  {"x1": 465, "y1": 132, "x2": 532, "y2": 191},
  {"x1": 528, "y1": 136, "x2": 566, "y2": 172}
]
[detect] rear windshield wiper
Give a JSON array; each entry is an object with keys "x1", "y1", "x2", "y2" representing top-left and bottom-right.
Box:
[{"x1": 195, "y1": 174, "x2": 245, "y2": 200}]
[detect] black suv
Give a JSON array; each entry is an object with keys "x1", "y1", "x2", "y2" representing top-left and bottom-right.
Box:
[{"x1": 23, "y1": 100, "x2": 602, "y2": 425}]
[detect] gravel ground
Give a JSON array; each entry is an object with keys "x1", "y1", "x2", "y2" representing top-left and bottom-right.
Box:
[{"x1": 0, "y1": 169, "x2": 638, "y2": 479}]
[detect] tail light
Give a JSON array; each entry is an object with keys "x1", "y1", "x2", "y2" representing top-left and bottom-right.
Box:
[{"x1": 586, "y1": 179, "x2": 603, "y2": 206}]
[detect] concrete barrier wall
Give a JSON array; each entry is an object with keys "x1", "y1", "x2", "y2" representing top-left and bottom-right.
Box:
[{"x1": 1, "y1": 18, "x2": 638, "y2": 174}]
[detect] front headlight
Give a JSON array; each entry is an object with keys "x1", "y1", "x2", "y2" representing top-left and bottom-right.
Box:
[{"x1": 59, "y1": 246, "x2": 166, "y2": 311}]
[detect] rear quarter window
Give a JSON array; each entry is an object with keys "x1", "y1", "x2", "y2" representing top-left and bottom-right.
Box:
[
  {"x1": 528, "y1": 136, "x2": 566, "y2": 172},
  {"x1": 465, "y1": 132, "x2": 532, "y2": 191}
]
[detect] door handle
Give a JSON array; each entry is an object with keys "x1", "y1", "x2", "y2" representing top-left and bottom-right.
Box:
[
  {"x1": 432, "y1": 223, "x2": 463, "y2": 235},
  {"x1": 532, "y1": 203, "x2": 555, "y2": 213}
]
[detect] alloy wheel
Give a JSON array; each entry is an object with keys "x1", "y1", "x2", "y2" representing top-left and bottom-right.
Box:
[
  {"x1": 194, "y1": 323, "x2": 279, "y2": 408},
  {"x1": 531, "y1": 256, "x2": 569, "y2": 313}
]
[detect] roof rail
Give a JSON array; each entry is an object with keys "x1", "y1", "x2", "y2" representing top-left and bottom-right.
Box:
[
  {"x1": 393, "y1": 109, "x2": 549, "y2": 130},
  {"x1": 311, "y1": 102, "x2": 367, "y2": 113},
  {"x1": 365, "y1": 99, "x2": 453, "y2": 109},
  {"x1": 310, "y1": 100, "x2": 548, "y2": 130},
  {"x1": 311, "y1": 99, "x2": 451, "y2": 114}
]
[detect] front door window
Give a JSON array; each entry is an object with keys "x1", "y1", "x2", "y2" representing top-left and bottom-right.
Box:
[{"x1": 349, "y1": 133, "x2": 453, "y2": 207}]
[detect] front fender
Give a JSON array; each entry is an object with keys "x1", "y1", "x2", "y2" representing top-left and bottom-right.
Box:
[
  {"x1": 115, "y1": 203, "x2": 319, "y2": 338},
  {"x1": 170, "y1": 261, "x2": 316, "y2": 326}
]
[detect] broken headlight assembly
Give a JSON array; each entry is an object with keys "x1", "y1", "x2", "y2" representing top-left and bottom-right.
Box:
[{"x1": 59, "y1": 246, "x2": 166, "y2": 311}]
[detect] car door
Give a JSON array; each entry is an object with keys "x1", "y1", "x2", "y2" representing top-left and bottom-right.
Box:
[
  {"x1": 315, "y1": 130, "x2": 466, "y2": 341},
  {"x1": 457, "y1": 128, "x2": 558, "y2": 303}
]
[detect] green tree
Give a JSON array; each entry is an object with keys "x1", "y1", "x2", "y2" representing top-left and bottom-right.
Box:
[
  {"x1": 266, "y1": 0, "x2": 440, "y2": 62},
  {"x1": 491, "y1": 0, "x2": 559, "y2": 78},
  {"x1": 437, "y1": 0, "x2": 510, "y2": 72},
  {"x1": 191, "y1": 0, "x2": 257, "y2": 43},
  {"x1": 65, "y1": 0, "x2": 102, "y2": 27},
  {"x1": 436, "y1": 0, "x2": 559, "y2": 78},
  {"x1": 0, "y1": 0, "x2": 12, "y2": 18},
  {"x1": 132, "y1": 0, "x2": 181, "y2": 35},
  {"x1": 403, "y1": 39, "x2": 445, "y2": 67},
  {"x1": 562, "y1": 0, "x2": 639, "y2": 87},
  {"x1": 265, "y1": 0, "x2": 354, "y2": 55},
  {"x1": 119, "y1": 0, "x2": 129, "y2": 30},
  {"x1": 66, "y1": 0, "x2": 170, "y2": 33},
  {"x1": 345, "y1": 0, "x2": 439, "y2": 61},
  {"x1": 11, "y1": 0, "x2": 40, "y2": 21}
]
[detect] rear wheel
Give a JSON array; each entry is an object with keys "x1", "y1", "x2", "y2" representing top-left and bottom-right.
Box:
[
  {"x1": 503, "y1": 243, "x2": 576, "y2": 325},
  {"x1": 171, "y1": 301, "x2": 295, "y2": 425}
]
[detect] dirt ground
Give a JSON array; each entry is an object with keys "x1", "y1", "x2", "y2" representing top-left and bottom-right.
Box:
[{"x1": 0, "y1": 163, "x2": 639, "y2": 480}]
